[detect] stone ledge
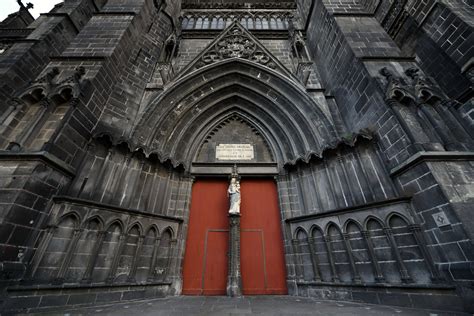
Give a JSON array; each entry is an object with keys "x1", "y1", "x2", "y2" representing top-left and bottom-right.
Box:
[
  {"x1": 361, "y1": 56, "x2": 416, "y2": 61},
  {"x1": 3, "y1": 283, "x2": 171, "y2": 313},
  {"x1": 50, "y1": 55, "x2": 107, "y2": 61},
  {"x1": 7, "y1": 281, "x2": 172, "y2": 293},
  {"x1": 39, "y1": 13, "x2": 80, "y2": 33},
  {"x1": 332, "y1": 12, "x2": 374, "y2": 17},
  {"x1": 95, "y1": 11, "x2": 137, "y2": 16},
  {"x1": 0, "y1": 151, "x2": 76, "y2": 176},
  {"x1": 182, "y1": 29, "x2": 290, "y2": 39},
  {"x1": 295, "y1": 281, "x2": 455, "y2": 290},
  {"x1": 390, "y1": 151, "x2": 474, "y2": 177},
  {"x1": 53, "y1": 195, "x2": 184, "y2": 223},
  {"x1": 191, "y1": 162, "x2": 278, "y2": 175},
  {"x1": 285, "y1": 196, "x2": 412, "y2": 223}
]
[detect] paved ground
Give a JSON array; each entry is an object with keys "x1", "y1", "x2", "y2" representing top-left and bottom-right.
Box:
[{"x1": 28, "y1": 296, "x2": 468, "y2": 316}]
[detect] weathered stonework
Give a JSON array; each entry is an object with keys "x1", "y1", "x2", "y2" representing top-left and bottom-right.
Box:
[{"x1": 0, "y1": 0, "x2": 472, "y2": 313}]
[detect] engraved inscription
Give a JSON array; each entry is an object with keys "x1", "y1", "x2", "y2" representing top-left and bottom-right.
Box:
[{"x1": 216, "y1": 144, "x2": 254, "y2": 160}]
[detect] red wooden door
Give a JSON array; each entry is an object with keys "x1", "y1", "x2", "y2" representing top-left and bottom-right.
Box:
[
  {"x1": 182, "y1": 178, "x2": 287, "y2": 295},
  {"x1": 182, "y1": 180, "x2": 228, "y2": 295},
  {"x1": 240, "y1": 179, "x2": 288, "y2": 295}
]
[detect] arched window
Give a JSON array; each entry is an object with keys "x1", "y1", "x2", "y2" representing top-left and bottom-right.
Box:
[
  {"x1": 115, "y1": 224, "x2": 141, "y2": 282},
  {"x1": 296, "y1": 229, "x2": 314, "y2": 281},
  {"x1": 202, "y1": 16, "x2": 210, "y2": 29},
  {"x1": 0, "y1": 97, "x2": 44, "y2": 150},
  {"x1": 261, "y1": 16, "x2": 269, "y2": 29},
  {"x1": 67, "y1": 218, "x2": 102, "y2": 282},
  {"x1": 247, "y1": 16, "x2": 254, "y2": 29},
  {"x1": 328, "y1": 224, "x2": 352, "y2": 282},
  {"x1": 312, "y1": 227, "x2": 332, "y2": 282},
  {"x1": 156, "y1": 228, "x2": 173, "y2": 281},
  {"x1": 346, "y1": 221, "x2": 374, "y2": 283},
  {"x1": 210, "y1": 16, "x2": 219, "y2": 29},
  {"x1": 389, "y1": 215, "x2": 431, "y2": 284},
  {"x1": 92, "y1": 222, "x2": 122, "y2": 283},
  {"x1": 217, "y1": 16, "x2": 225, "y2": 29},
  {"x1": 269, "y1": 17, "x2": 277, "y2": 29},
  {"x1": 35, "y1": 215, "x2": 78, "y2": 282},
  {"x1": 366, "y1": 218, "x2": 401, "y2": 283},
  {"x1": 136, "y1": 227, "x2": 158, "y2": 282}
]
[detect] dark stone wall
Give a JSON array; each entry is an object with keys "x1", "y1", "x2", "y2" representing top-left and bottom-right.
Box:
[
  {"x1": 0, "y1": 0, "x2": 102, "y2": 114},
  {"x1": 0, "y1": 0, "x2": 472, "y2": 313}
]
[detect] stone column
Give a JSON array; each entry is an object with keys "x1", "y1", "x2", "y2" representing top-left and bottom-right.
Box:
[
  {"x1": 361, "y1": 230, "x2": 385, "y2": 283},
  {"x1": 227, "y1": 213, "x2": 242, "y2": 297}
]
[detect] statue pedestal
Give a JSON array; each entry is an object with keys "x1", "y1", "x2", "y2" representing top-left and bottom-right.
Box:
[{"x1": 227, "y1": 213, "x2": 242, "y2": 297}]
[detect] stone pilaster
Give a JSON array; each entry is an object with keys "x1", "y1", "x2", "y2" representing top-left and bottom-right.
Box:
[{"x1": 227, "y1": 213, "x2": 242, "y2": 297}]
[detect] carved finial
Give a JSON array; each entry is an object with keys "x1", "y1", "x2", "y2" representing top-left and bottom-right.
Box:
[
  {"x1": 35, "y1": 67, "x2": 59, "y2": 86},
  {"x1": 379, "y1": 67, "x2": 394, "y2": 80},
  {"x1": 405, "y1": 67, "x2": 420, "y2": 80},
  {"x1": 74, "y1": 66, "x2": 86, "y2": 81},
  {"x1": 47, "y1": 67, "x2": 59, "y2": 83}
]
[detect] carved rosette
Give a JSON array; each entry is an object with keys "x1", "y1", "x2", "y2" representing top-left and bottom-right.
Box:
[{"x1": 199, "y1": 26, "x2": 276, "y2": 69}]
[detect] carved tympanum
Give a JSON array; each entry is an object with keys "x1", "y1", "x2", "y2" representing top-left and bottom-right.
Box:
[{"x1": 198, "y1": 25, "x2": 276, "y2": 69}]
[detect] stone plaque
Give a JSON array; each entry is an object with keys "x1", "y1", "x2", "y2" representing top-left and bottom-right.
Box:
[
  {"x1": 432, "y1": 211, "x2": 451, "y2": 227},
  {"x1": 216, "y1": 144, "x2": 254, "y2": 160}
]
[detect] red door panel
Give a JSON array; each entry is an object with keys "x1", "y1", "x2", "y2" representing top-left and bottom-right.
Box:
[
  {"x1": 182, "y1": 178, "x2": 287, "y2": 295},
  {"x1": 241, "y1": 230, "x2": 266, "y2": 294},
  {"x1": 182, "y1": 180, "x2": 228, "y2": 295},
  {"x1": 240, "y1": 179, "x2": 288, "y2": 294},
  {"x1": 203, "y1": 231, "x2": 228, "y2": 295}
]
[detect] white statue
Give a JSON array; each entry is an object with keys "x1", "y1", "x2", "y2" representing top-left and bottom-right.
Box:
[{"x1": 228, "y1": 177, "x2": 241, "y2": 214}]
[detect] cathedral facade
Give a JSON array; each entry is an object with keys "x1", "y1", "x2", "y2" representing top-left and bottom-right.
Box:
[{"x1": 0, "y1": 0, "x2": 473, "y2": 313}]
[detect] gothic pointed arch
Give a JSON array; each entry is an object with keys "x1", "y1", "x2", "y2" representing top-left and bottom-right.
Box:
[
  {"x1": 176, "y1": 21, "x2": 294, "y2": 79},
  {"x1": 132, "y1": 59, "x2": 338, "y2": 169}
]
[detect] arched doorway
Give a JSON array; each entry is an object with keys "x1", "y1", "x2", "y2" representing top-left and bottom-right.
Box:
[{"x1": 131, "y1": 58, "x2": 336, "y2": 296}]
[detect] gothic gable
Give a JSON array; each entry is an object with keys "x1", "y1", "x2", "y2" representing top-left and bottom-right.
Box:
[{"x1": 176, "y1": 21, "x2": 294, "y2": 79}]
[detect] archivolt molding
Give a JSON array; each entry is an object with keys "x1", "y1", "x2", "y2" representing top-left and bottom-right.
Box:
[
  {"x1": 92, "y1": 60, "x2": 376, "y2": 170},
  {"x1": 129, "y1": 59, "x2": 339, "y2": 169}
]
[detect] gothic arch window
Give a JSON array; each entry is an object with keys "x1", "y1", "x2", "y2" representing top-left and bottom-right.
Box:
[
  {"x1": 366, "y1": 218, "x2": 402, "y2": 283},
  {"x1": 202, "y1": 16, "x2": 210, "y2": 29},
  {"x1": 35, "y1": 214, "x2": 78, "y2": 282},
  {"x1": 92, "y1": 221, "x2": 123, "y2": 283},
  {"x1": 155, "y1": 228, "x2": 173, "y2": 281},
  {"x1": 345, "y1": 221, "x2": 375, "y2": 283},
  {"x1": 276, "y1": 17, "x2": 285, "y2": 30},
  {"x1": 261, "y1": 16, "x2": 269, "y2": 29},
  {"x1": 255, "y1": 16, "x2": 262, "y2": 30},
  {"x1": 295, "y1": 229, "x2": 314, "y2": 281},
  {"x1": 186, "y1": 16, "x2": 195, "y2": 29},
  {"x1": 66, "y1": 217, "x2": 102, "y2": 282},
  {"x1": 136, "y1": 227, "x2": 159, "y2": 282},
  {"x1": 115, "y1": 224, "x2": 142, "y2": 282},
  {"x1": 327, "y1": 224, "x2": 352, "y2": 282},
  {"x1": 311, "y1": 227, "x2": 332, "y2": 282},
  {"x1": 217, "y1": 16, "x2": 225, "y2": 29},
  {"x1": 225, "y1": 16, "x2": 232, "y2": 28},
  {"x1": 388, "y1": 214, "x2": 431, "y2": 284},
  {"x1": 239, "y1": 16, "x2": 246, "y2": 28},
  {"x1": 247, "y1": 15, "x2": 254, "y2": 29},
  {"x1": 1, "y1": 88, "x2": 74, "y2": 152},
  {"x1": 210, "y1": 16, "x2": 218, "y2": 29},
  {"x1": 195, "y1": 17, "x2": 203, "y2": 29},
  {"x1": 269, "y1": 16, "x2": 277, "y2": 29},
  {"x1": 29, "y1": 101, "x2": 70, "y2": 151}
]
